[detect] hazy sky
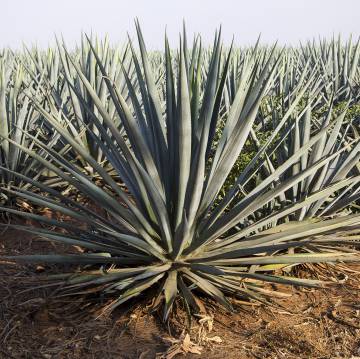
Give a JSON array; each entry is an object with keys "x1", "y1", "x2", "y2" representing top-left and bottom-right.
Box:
[{"x1": 1, "y1": 0, "x2": 359, "y2": 49}]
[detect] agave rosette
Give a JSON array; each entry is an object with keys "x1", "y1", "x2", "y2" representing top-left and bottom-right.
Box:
[
  {"x1": 0, "y1": 52, "x2": 56, "y2": 207},
  {"x1": 1, "y1": 26, "x2": 360, "y2": 321}
]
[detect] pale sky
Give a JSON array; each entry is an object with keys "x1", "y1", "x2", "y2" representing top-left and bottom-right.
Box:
[{"x1": 1, "y1": 0, "x2": 359, "y2": 49}]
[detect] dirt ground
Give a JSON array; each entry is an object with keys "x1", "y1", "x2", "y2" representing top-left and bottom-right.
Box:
[{"x1": 1, "y1": 228, "x2": 360, "y2": 359}]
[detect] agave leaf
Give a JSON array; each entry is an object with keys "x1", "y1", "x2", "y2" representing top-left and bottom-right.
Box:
[
  {"x1": 206, "y1": 252, "x2": 359, "y2": 266},
  {"x1": 163, "y1": 270, "x2": 178, "y2": 321},
  {"x1": 181, "y1": 268, "x2": 233, "y2": 311},
  {"x1": 3, "y1": 254, "x2": 136, "y2": 265},
  {"x1": 107, "y1": 273, "x2": 165, "y2": 312},
  {"x1": 174, "y1": 38, "x2": 192, "y2": 230}
]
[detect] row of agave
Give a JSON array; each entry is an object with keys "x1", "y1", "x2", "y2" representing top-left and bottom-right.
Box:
[{"x1": 1, "y1": 24, "x2": 360, "y2": 322}]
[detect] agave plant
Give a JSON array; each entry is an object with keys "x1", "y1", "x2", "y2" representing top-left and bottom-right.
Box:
[
  {"x1": 21, "y1": 37, "x2": 136, "y2": 185},
  {"x1": 300, "y1": 36, "x2": 360, "y2": 102},
  {"x1": 2, "y1": 25, "x2": 360, "y2": 322},
  {"x1": 247, "y1": 96, "x2": 360, "y2": 220},
  {"x1": 0, "y1": 52, "x2": 55, "y2": 208}
]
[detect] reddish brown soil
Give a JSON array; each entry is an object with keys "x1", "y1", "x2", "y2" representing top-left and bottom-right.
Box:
[{"x1": 1, "y1": 228, "x2": 360, "y2": 359}]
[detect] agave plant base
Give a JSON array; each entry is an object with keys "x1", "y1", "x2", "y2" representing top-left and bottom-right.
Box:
[{"x1": 2, "y1": 226, "x2": 359, "y2": 358}]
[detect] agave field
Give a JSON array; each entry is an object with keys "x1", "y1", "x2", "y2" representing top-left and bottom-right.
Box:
[{"x1": 1, "y1": 23, "x2": 360, "y2": 327}]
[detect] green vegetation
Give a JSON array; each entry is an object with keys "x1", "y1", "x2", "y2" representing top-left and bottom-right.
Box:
[{"x1": 0, "y1": 25, "x2": 359, "y2": 323}]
